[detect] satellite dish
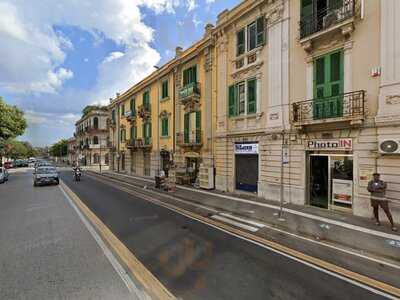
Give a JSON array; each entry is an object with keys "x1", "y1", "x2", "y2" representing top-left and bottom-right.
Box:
[{"x1": 380, "y1": 140, "x2": 398, "y2": 153}]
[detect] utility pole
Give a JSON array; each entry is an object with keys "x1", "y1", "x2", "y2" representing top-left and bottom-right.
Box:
[
  {"x1": 99, "y1": 137, "x2": 102, "y2": 173},
  {"x1": 278, "y1": 130, "x2": 287, "y2": 221}
]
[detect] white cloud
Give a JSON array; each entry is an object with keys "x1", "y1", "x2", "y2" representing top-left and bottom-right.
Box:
[
  {"x1": 205, "y1": 0, "x2": 215, "y2": 3},
  {"x1": 0, "y1": 0, "x2": 187, "y2": 95},
  {"x1": 187, "y1": 0, "x2": 197, "y2": 11},
  {"x1": 193, "y1": 14, "x2": 202, "y2": 27}
]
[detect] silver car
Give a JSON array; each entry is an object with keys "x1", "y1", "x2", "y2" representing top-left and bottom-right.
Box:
[
  {"x1": 0, "y1": 167, "x2": 9, "y2": 184},
  {"x1": 33, "y1": 166, "x2": 59, "y2": 186}
]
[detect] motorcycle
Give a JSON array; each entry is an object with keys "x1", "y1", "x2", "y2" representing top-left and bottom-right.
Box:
[{"x1": 73, "y1": 168, "x2": 82, "y2": 182}]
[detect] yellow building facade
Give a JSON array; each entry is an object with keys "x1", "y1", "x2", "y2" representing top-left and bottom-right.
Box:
[
  {"x1": 106, "y1": 0, "x2": 400, "y2": 219},
  {"x1": 107, "y1": 34, "x2": 215, "y2": 188}
]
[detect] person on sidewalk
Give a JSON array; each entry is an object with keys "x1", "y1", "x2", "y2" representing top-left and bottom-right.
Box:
[{"x1": 367, "y1": 173, "x2": 397, "y2": 231}]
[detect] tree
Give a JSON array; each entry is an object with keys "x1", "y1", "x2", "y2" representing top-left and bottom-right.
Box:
[
  {"x1": 0, "y1": 97, "x2": 27, "y2": 162},
  {"x1": 0, "y1": 97, "x2": 27, "y2": 142},
  {"x1": 49, "y1": 139, "x2": 68, "y2": 157},
  {"x1": 4, "y1": 140, "x2": 28, "y2": 159}
]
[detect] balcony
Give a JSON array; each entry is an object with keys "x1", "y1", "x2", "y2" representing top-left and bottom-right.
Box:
[
  {"x1": 176, "y1": 130, "x2": 202, "y2": 149},
  {"x1": 107, "y1": 118, "x2": 116, "y2": 128},
  {"x1": 138, "y1": 104, "x2": 151, "y2": 120},
  {"x1": 299, "y1": 0, "x2": 355, "y2": 44},
  {"x1": 291, "y1": 90, "x2": 365, "y2": 128},
  {"x1": 127, "y1": 137, "x2": 152, "y2": 150},
  {"x1": 124, "y1": 110, "x2": 137, "y2": 122},
  {"x1": 179, "y1": 82, "x2": 201, "y2": 106}
]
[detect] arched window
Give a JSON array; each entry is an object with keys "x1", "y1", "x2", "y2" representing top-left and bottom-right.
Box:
[
  {"x1": 93, "y1": 117, "x2": 99, "y2": 129},
  {"x1": 93, "y1": 136, "x2": 99, "y2": 144}
]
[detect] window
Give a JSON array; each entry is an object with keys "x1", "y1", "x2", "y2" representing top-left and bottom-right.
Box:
[
  {"x1": 238, "y1": 17, "x2": 265, "y2": 54},
  {"x1": 120, "y1": 129, "x2": 126, "y2": 142},
  {"x1": 93, "y1": 136, "x2": 99, "y2": 144},
  {"x1": 130, "y1": 126, "x2": 137, "y2": 140},
  {"x1": 161, "y1": 80, "x2": 169, "y2": 99},
  {"x1": 93, "y1": 117, "x2": 99, "y2": 129},
  {"x1": 183, "y1": 65, "x2": 197, "y2": 86},
  {"x1": 238, "y1": 82, "x2": 246, "y2": 115},
  {"x1": 161, "y1": 118, "x2": 169, "y2": 137},
  {"x1": 112, "y1": 109, "x2": 115, "y2": 121},
  {"x1": 228, "y1": 78, "x2": 258, "y2": 117},
  {"x1": 143, "y1": 90, "x2": 150, "y2": 108},
  {"x1": 120, "y1": 104, "x2": 125, "y2": 116},
  {"x1": 247, "y1": 79, "x2": 257, "y2": 114},
  {"x1": 247, "y1": 22, "x2": 257, "y2": 51},
  {"x1": 184, "y1": 111, "x2": 201, "y2": 143},
  {"x1": 313, "y1": 50, "x2": 344, "y2": 119},
  {"x1": 130, "y1": 98, "x2": 135, "y2": 112},
  {"x1": 236, "y1": 29, "x2": 245, "y2": 56}
]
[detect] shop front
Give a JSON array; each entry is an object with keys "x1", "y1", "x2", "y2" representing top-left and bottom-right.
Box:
[
  {"x1": 306, "y1": 139, "x2": 354, "y2": 211},
  {"x1": 235, "y1": 142, "x2": 259, "y2": 193}
]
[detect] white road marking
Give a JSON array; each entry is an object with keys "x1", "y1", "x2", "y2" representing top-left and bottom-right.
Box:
[
  {"x1": 103, "y1": 171, "x2": 400, "y2": 241},
  {"x1": 219, "y1": 213, "x2": 266, "y2": 228},
  {"x1": 132, "y1": 192, "x2": 399, "y2": 300},
  {"x1": 91, "y1": 172, "x2": 400, "y2": 270},
  {"x1": 59, "y1": 185, "x2": 150, "y2": 300},
  {"x1": 211, "y1": 215, "x2": 261, "y2": 232}
]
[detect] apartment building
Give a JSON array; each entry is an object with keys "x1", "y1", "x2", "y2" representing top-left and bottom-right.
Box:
[
  {"x1": 75, "y1": 106, "x2": 109, "y2": 167},
  {"x1": 66, "y1": 137, "x2": 77, "y2": 165},
  {"x1": 213, "y1": 0, "x2": 289, "y2": 195},
  {"x1": 107, "y1": 32, "x2": 215, "y2": 188},
  {"x1": 280, "y1": 0, "x2": 399, "y2": 218},
  {"x1": 105, "y1": 0, "x2": 400, "y2": 219}
]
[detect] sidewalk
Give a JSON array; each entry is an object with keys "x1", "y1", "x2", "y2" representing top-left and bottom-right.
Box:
[{"x1": 90, "y1": 170, "x2": 400, "y2": 261}]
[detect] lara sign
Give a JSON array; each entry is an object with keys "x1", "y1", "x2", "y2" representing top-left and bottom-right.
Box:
[
  {"x1": 235, "y1": 143, "x2": 259, "y2": 154},
  {"x1": 307, "y1": 139, "x2": 352, "y2": 151}
]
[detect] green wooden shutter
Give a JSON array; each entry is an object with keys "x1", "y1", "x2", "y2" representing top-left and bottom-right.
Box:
[
  {"x1": 121, "y1": 104, "x2": 125, "y2": 116},
  {"x1": 228, "y1": 85, "x2": 237, "y2": 117},
  {"x1": 184, "y1": 113, "x2": 190, "y2": 143},
  {"x1": 301, "y1": 0, "x2": 313, "y2": 19},
  {"x1": 314, "y1": 51, "x2": 344, "y2": 119},
  {"x1": 183, "y1": 69, "x2": 188, "y2": 86},
  {"x1": 130, "y1": 126, "x2": 136, "y2": 139},
  {"x1": 247, "y1": 79, "x2": 257, "y2": 114},
  {"x1": 256, "y1": 17, "x2": 265, "y2": 46},
  {"x1": 195, "y1": 111, "x2": 201, "y2": 144},
  {"x1": 191, "y1": 66, "x2": 197, "y2": 84},
  {"x1": 161, "y1": 118, "x2": 168, "y2": 136},
  {"x1": 248, "y1": 22, "x2": 256, "y2": 51},
  {"x1": 237, "y1": 29, "x2": 245, "y2": 56}
]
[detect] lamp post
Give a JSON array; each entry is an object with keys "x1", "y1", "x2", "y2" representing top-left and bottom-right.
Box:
[{"x1": 99, "y1": 137, "x2": 102, "y2": 173}]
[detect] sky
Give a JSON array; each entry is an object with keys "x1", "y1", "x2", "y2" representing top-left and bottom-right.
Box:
[{"x1": 0, "y1": 0, "x2": 241, "y2": 147}]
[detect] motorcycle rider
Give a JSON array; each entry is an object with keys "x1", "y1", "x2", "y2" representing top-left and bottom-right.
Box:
[{"x1": 72, "y1": 161, "x2": 82, "y2": 181}]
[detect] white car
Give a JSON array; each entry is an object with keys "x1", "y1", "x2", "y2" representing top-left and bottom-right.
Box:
[{"x1": 0, "y1": 167, "x2": 9, "y2": 183}]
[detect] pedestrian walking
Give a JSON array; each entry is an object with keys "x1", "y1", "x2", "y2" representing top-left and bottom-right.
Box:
[{"x1": 367, "y1": 173, "x2": 397, "y2": 231}]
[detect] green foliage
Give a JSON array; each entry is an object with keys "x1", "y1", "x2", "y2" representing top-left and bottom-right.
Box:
[
  {"x1": 49, "y1": 139, "x2": 68, "y2": 157},
  {"x1": 0, "y1": 139, "x2": 37, "y2": 159},
  {"x1": 82, "y1": 105, "x2": 107, "y2": 116},
  {"x1": 0, "y1": 97, "x2": 27, "y2": 142}
]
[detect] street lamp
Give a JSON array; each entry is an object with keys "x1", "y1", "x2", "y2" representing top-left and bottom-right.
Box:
[{"x1": 99, "y1": 137, "x2": 102, "y2": 173}]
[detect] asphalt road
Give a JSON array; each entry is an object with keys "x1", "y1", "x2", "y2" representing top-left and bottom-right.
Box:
[
  {"x1": 60, "y1": 171, "x2": 391, "y2": 300},
  {"x1": 0, "y1": 169, "x2": 135, "y2": 300}
]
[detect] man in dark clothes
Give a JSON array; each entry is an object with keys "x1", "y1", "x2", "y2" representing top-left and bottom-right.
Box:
[{"x1": 367, "y1": 173, "x2": 397, "y2": 231}]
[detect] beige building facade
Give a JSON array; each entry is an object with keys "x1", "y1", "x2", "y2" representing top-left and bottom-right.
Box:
[
  {"x1": 75, "y1": 106, "x2": 109, "y2": 167},
  {"x1": 104, "y1": 0, "x2": 400, "y2": 220}
]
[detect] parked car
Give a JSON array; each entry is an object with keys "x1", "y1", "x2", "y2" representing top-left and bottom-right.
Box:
[
  {"x1": 0, "y1": 167, "x2": 9, "y2": 183},
  {"x1": 33, "y1": 166, "x2": 59, "y2": 186},
  {"x1": 3, "y1": 161, "x2": 13, "y2": 169}
]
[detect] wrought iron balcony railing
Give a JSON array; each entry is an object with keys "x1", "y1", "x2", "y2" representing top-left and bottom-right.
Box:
[
  {"x1": 299, "y1": 0, "x2": 355, "y2": 40},
  {"x1": 291, "y1": 90, "x2": 365, "y2": 126},
  {"x1": 179, "y1": 82, "x2": 201, "y2": 105},
  {"x1": 124, "y1": 110, "x2": 136, "y2": 122},
  {"x1": 138, "y1": 104, "x2": 151, "y2": 119},
  {"x1": 176, "y1": 130, "x2": 202, "y2": 147},
  {"x1": 127, "y1": 137, "x2": 152, "y2": 149}
]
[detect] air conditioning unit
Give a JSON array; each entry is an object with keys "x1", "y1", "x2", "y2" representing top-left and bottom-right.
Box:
[{"x1": 379, "y1": 139, "x2": 400, "y2": 154}]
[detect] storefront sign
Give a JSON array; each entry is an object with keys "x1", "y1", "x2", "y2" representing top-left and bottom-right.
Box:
[
  {"x1": 235, "y1": 143, "x2": 258, "y2": 155},
  {"x1": 332, "y1": 179, "x2": 353, "y2": 204},
  {"x1": 307, "y1": 139, "x2": 352, "y2": 151}
]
